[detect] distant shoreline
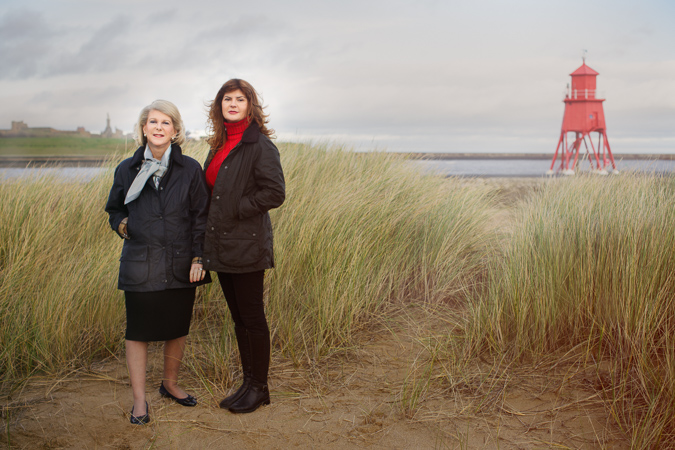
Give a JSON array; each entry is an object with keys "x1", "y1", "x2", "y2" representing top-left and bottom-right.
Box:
[
  {"x1": 0, "y1": 152, "x2": 673, "y2": 168},
  {"x1": 0, "y1": 156, "x2": 111, "y2": 168},
  {"x1": 402, "y1": 153, "x2": 675, "y2": 161}
]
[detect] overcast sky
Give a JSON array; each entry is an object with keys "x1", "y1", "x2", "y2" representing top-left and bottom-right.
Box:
[{"x1": 1, "y1": 0, "x2": 673, "y2": 153}]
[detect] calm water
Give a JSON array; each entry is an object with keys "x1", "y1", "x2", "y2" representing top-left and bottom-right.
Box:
[
  {"x1": 413, "y1": 158, "x2": 675, "y2": 177},
  {"x1": 0, "y1": 167, "x2": 107, "y2": 182},
  {"x1": 1, "y1": 159, "x2": 674, "y2": 181}
]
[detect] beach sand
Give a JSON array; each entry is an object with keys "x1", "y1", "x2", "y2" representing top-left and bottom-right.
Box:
[{"x1": 1, "y1": 178, "x2": 629, "y2": 449}]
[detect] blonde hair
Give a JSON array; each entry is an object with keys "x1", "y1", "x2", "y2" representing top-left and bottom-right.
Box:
[{"x1": 134, "y1": 99, "x2": 186, "y2": 147}]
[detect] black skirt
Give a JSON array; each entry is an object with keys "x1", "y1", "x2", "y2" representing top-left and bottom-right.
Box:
[{"x1": 125, "y1": 288, "x2": 196, "y2": 341}]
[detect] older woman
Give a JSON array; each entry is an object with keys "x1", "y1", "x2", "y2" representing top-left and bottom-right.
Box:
[
  {"x1": 203, "y1": 79, "x2": 285, "y2": 414},
  {"x1": 105, "y1": 100, "x2": 211, "y2": 425}
]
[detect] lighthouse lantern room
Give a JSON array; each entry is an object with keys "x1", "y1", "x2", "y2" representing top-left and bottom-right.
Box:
[{"x1": 548, "y1": 58, "x2": 618, "y2": 175}]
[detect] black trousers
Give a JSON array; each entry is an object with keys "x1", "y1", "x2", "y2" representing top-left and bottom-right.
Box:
[
  {"x1": 217, "y1": 271, "x2": 269, "y2": 334},
  {"x1": 217, "y1": 270, "x2": 270, "y2": 384}
]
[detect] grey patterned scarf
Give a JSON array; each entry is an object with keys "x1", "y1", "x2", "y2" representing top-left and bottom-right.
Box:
[{"x1": 124, "y1": 145, "x2": 171, "y2": 205}]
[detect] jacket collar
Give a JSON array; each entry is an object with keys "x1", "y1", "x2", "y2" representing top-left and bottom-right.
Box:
[
  {"x1": 130, "y1": 144, "x2": 184, "y2": 168},
  {"x1": 203, "y1": 123, "x2": 262, "y2": 169},
  {"x1": 241, "y1": 121, "x2": 261, "y2": 143}
]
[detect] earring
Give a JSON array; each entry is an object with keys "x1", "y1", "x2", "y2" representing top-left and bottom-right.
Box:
[
  {"x1": 171, "y1": 135, "x2": 177, "y2": 141},
  {"x1": 143, "y1": 133, "x2": 146, "y2": 137}
]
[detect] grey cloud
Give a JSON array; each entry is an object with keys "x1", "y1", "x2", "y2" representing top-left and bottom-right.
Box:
[
  {"x1": 84, "y1": 12, "x2": 291, "y2": 75},
  {"x1": 28, "y1": 84, "x2": 131, "y2": 110},
  {"x1": 0, "y1": 8, "x2": 59, "y2": 78},
  {"x1": 49, "y1": 15, "x2": 136, "y2": 75},
  {"x1": 192, "y1": 13, "x2": 280, "y2": 44},
  {"x1": 148, "y1": 9, "x2": 177, "y2": 23},
  {"x1": 187, "y1": 13, "x2": 283, "y2": 61},
  {"x1": 19, "y1": 82, "x2": 147, "y2": 132},
  {"x1": 0, "y1": 10, "x2": 141, "y2": 79},
  {"x1": 1, "y1": 0, "x2": 673, "y2": 154},
  {"x1": 0, "y1": 8, "x2": 55, "y2": 40}
]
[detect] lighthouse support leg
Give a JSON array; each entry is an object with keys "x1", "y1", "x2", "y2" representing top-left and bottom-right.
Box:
[
  {"x1": 550, "y1": 133, "x2": 564, "y2": 172},
  {"x1": 570, "y1": 134, "x2": 583, "y2": 171},
  {"x1": 587, "y1": 133, "x2": 603, "y2": 171},
  {"x1": 565, "y1": 135, "x2": 575, "y2": 170},
  {"x1": 602, "y1": 131, "x2": 617, "y2": 170},
  {"x1": 562, "y1": 133, "x2": 568, "y2": 170},
  {"x1": 598, "y1": 133, "x2": 609, "y2": 168}
]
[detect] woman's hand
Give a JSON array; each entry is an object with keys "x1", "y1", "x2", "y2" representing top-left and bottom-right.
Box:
[
  {"x1": 118, "y1": 217, "x2": 130, "y2": 239},
  {"x1": 190, "y1": 263, "x2": 205, "y2": 283}
]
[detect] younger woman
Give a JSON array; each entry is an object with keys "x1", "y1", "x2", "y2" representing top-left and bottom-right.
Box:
[{"x1": 203, "y1": 79, "x2": 285, "y2": 414}]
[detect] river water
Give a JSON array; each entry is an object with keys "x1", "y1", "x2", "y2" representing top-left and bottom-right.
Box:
[
  {"x1": 413, "y1": 158, "x2": 675, "y2": 177},
  {"x1": 0, "y1": 167, "x2": 108, "y2": 182},
  {"x1": 1, "y1": 159, "x2": 674, "y2": 181}
]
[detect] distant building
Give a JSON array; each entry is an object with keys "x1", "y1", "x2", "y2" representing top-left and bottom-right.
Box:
[
  {"x1": 0, "y1": 116, "x2": 128, "y2": 139},
  {"x1": 0, "y1": 120, "x2": 91, "y2": 138},
  {"x1": 10, "y1": 121, "x2": 27, "y2": 134},
  {"x1": 101, "y1": 113, "x2": 124, "y2": 139}
]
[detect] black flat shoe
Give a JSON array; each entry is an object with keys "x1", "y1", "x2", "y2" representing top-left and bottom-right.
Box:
[
  {"x1": 159, "y1": 382, "x2": 198, "y2": 407},
  {"x1": 130, "y1": 401, "x2": 150, "y2": 425}
]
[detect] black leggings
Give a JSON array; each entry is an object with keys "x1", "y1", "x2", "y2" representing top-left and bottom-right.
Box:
[
  {"x1": 217, "y1": 270, "x2": 270, "y2": 383},
  {"x1": 217, "y1": 271, "x2": 269, "y2": 335}
]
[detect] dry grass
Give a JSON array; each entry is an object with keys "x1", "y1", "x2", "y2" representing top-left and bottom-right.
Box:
[
  {"x1": 0, "y1": 141, "x2": 495, "y2": 386},
  {"x1": 0, "y1": 171, "x2": 124, "y2": 385},
  {"x1": 2, "y1": 144, "x2": 674, "y2": 448},
  {"x1": 466, "y1": 173, "x2": 675, "y2": 448},
  {"x1": 185, "y1": 142, "x2": 496, "y2": 387}
]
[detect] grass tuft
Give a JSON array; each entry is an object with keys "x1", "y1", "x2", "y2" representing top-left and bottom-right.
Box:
[
  {"x1": 0, "y1": 142, "x2": 495, "y2": 389},
  {"x1": 467, "y1": 173, "x2": 675, "y2": 446}
]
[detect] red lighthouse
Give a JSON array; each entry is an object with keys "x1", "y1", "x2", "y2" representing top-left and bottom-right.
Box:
[{"x1": 548, "y1": 59, "x2": 618, "y2": 175}]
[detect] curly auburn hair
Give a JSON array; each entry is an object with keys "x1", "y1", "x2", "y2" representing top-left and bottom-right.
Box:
[{"x1": 206, "y1": 79, "x2": 274, "y2": 157}]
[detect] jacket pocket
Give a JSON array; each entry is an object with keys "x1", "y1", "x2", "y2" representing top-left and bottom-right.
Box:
[
  {"x1": 119, "y1": 243, "x2": 148, "y2": 285},
  {"x1": 172, "y1": 241, "x2": 192, "y2": 283},
  {"x1": 217, "y1": 234, "x2": 262, "y2": 267}
]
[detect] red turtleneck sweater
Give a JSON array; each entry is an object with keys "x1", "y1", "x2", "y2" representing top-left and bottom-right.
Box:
[{"x1": 205, "y1": 119, "x2": 249, "y2": 191}]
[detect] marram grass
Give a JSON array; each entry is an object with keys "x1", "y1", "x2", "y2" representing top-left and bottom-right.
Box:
[
  {"x1": 268, "y1": 143, "x2": 494, "y2": 360},
  {"x1": 0, "y1": 142, "x2": 495, "y2": 387},
  {"x1": 190, "y1": 142, "x2": 496, "y2": 383},
  {"x1": 467, "y1": 173, "x2": 675, "y2": 447},
  {"x1": 3, "y1": 145, "x2": 675, "y2": 448},
  {"x1": 0, "y1": 172, "x2": 124, "y2": 383}
]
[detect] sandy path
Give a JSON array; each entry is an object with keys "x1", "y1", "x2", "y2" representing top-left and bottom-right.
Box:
[
  {"x1": 1, "y1": 178, "x2": 629, "y2": 448},
  {"x1": 2, "y1": 302, "x2": 627, "y2": 449}
]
